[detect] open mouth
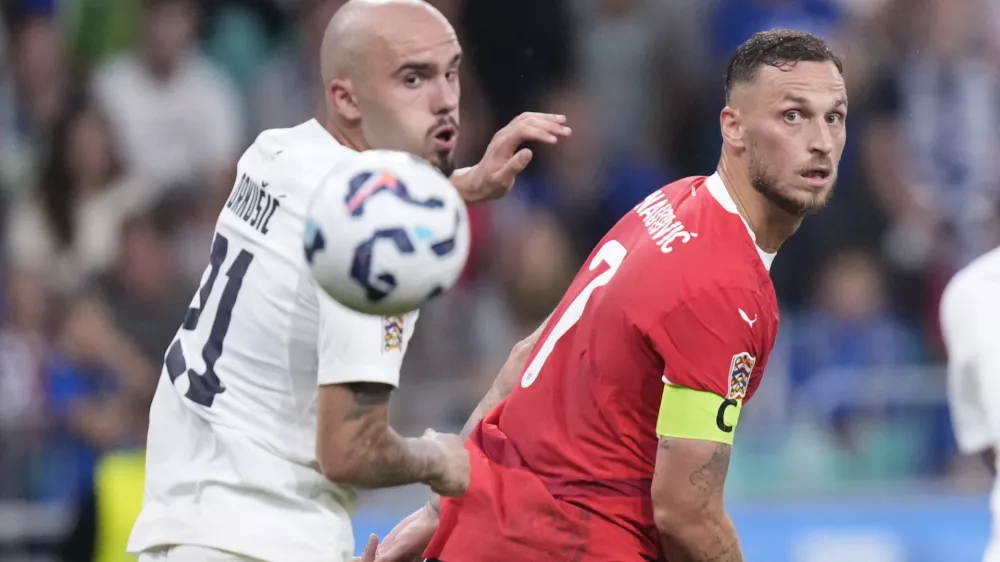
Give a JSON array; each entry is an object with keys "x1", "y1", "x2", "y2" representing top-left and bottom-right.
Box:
[
  {"x1": 433, "y1": 127, "x2": 457, "y2": 150},
  {"x1": 800, "y1": 168, "x2": 830, "y2": 187}
]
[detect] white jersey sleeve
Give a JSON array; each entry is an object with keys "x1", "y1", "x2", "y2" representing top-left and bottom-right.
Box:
[
  {"x1": 941, "y1": 248, "x2": 1000, "y2": 455},
  {"x1": 316, "y1": 283, "x2": 417, "y2": 387}
]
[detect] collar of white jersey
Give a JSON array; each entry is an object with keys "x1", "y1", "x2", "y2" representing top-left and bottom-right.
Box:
[
  {"x1": 304, "y1": 119, "x2": 352, "y2": 151},
  {"x1": 705, "y1": 172, "x2": 777, "y2": 271}
]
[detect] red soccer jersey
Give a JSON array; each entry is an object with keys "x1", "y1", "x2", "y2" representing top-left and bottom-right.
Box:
[{"x1": 426, "y1": 174, "x2": 780, "y2": 562}]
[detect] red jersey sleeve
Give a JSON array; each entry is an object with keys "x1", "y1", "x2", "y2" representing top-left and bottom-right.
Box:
[{"x1": 642, "y1": 287, "x2": 774, "y2": 443}]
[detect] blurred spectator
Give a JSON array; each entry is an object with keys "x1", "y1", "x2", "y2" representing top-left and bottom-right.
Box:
[
  {"x1": 506, "y1": 86, "x2": 668, "y2": 261},
  {"x1": 6, "y1": 97, "x2": 152, "y2": 295},
  {"x1": 867, "y1": 0, "x2": 1000, "y2": 276},
  {"x1": 170, "y1": 167, "x2": 239, "y2": 285},
  {"x1": 92, "y1": 0, "x2": 243, "y2": 195},
  {"x1": 789, "y1": 249, "x2": 925, "y2": 396},
  {"x1": 43, "y1": 294, "x2": 155, "y2": 562},
  {"x1": 572, "y1": 0, "x2": 698, "y2": 160},
  {"x1": 64, "y1": 0, "x2": 142, "y2": 71},
  {"x1": 201, "y1": 0, "x2": 279, "y2": 96},
  {"x1": 0, "y1": 14, "x2": 70, "y2": 200},
  {"x1": 251, "y1": 0, "x2": 341, "y2": 133},
  {"x1": 93, "y1": 209, "x2": 193, "y2": 367},
  {"x1": 0, "y1": 269, "x2": 50, "y2": 500},
  {"x1": 498, "y1": 211, "x2": 578, "y2": 335},
  {"x1": 785, "y1": 248, "x2": 935, "y2": 477}
]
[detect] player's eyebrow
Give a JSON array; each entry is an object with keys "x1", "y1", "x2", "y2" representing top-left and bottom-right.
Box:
[
  {"x1": 780, "y1": 94, "x2": 810, "y2": 105},
  {"x1": 780, "y1": 94, "x2": 849, "y2": 111},
  {"x1": 394, "y1": 53, "x2": 463, "y2": 76}
]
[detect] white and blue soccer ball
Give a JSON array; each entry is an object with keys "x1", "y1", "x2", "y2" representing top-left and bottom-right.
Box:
[{"x1": 304, "y1": 149, "x2": 470, "y2": 316}]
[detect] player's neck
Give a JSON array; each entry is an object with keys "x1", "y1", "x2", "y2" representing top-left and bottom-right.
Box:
[
  {"x1": 716, "y1": 160, "x2": 803, "y2": 254},
  {"x1": 323, "y1": 116, "x2": 370, "y2": 153}
]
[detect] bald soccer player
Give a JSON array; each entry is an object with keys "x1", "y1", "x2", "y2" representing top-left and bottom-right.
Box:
[{"x1": 125, "y1": 1, "x2": 571, "y2": 561}]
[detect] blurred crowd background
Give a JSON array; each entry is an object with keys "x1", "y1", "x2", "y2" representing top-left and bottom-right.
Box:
[{"x1": 0, "y1": 0, "x2": 998, "y2": 560}]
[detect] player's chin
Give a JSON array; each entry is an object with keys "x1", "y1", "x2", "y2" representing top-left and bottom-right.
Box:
[
  {"x1": 430, "y1": 150, "x2": 457, "y2": 178},
  {"x1": 773, "y1": 186, "x2": 832, "y2": 216}
]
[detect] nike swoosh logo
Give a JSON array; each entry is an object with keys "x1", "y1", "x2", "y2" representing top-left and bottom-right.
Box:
[{"x1": 739, "y1": 308, "x2": 758, "y2": 327}]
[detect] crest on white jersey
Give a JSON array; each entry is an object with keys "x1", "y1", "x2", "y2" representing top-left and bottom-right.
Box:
[{"x1": 383, "y1": 315, "x2": 404, "y2": 352}]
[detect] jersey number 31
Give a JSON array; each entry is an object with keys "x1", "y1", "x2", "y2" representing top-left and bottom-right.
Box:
[
  {"x1": 520, "y1": 240, "x2": 627, "y2": 388},
  {"x1": 165, "y1": 233, "x2": 254, "y2": 407}
]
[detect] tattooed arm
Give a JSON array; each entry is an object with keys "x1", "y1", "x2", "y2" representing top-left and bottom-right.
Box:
[
  {"x1": 316, "y1": 382, "x2": 469, "y2": 495},
  {"x1": 651, "y1": 437, "x2": 743, "y2": 562}
]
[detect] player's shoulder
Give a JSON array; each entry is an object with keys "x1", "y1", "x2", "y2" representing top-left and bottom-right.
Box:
[
  {"x1": 941, "y1": 247, "x2": 1000, "y2": 320},
  {"x1": 240, "y1": 120, "x2": 357, "y2": 193}
]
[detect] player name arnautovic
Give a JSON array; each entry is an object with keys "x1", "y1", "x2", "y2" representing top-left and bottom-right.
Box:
[
  {"x1": 225, "y1": 173, "x2": 281, "y2": 235},
  {"x1": 633, "y1": 190, "x2": 697, "y2": 253}
]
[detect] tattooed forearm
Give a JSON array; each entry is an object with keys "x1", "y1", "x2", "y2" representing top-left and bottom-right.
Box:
[
  {"x1": 660, "y1": 517, "x2": 743, "y2": 562},
  {"x1": 333, "y1": 383, "x2": 440, "y2": 488},
  {"x1": 345, "y1": 382, "x2": 391, "y2": 420},
  {"x1": 653, "y1": 438, "x2": 742, "y2": 561},
  {"x1": 689, "y1": 443, "x2": 731, "y2": 494}
]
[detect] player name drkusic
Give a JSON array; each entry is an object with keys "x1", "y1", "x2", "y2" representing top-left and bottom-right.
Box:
[
  {"x1": 226, "y1": 173, "x2": 281, "y2": 235},
  {"x1": 633, "y1": 190, "x2": 697, "y2": 253}
]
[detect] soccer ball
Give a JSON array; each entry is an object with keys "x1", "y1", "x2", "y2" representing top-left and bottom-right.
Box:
[{"x1": 304, "y1": 149, "x2": 471, "y2": 316}]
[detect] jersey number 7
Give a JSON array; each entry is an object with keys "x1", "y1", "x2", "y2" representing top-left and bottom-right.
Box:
[
  {"x1": 165, "y1": 233, "x2": 255, "y2": 407},
  {"x1": 520, "y1": 240, "x2": 627, "y2": 388}
]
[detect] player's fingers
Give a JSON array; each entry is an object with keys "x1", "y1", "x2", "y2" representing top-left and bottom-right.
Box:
[
  {"x1": 513, "y1": 111, "x2": 567, "y2": 125},
  {"x1": 515, "y1": 117, "x2": 572, "y2": 140},
  {"x1": 491, "y1": 117, "x2": 569, "y2": 154},
  {"x1": 505, "y1": 124, "x2": 565, "y2": 147},
  {"x1": 496, "y1": 148, "x2": 533, "y2": 181},
  {"x1": 362, "y1": 534, "x2": 379, "y2": 562}
]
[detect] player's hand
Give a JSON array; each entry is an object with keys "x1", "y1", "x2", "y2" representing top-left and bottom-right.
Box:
[
  {"x1": 375, "y1": 503, "x2": 440, "y2": 562},
  {"x1": 422, "y1": 429, "x2": 470, "y2": 497},
  {"x1": 352, "y1": 534, "x2": 379, "y2": 562},
  {"x1": 457, "y1": 112, "x2": 572, "y2": 204}
]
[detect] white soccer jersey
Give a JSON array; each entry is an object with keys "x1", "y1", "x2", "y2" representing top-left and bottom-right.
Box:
[
  {"x1": 941, "y1": 245, "x2": 1000, "y2": 562},
  {"x1": 127, "y1": 119, "x2": 418, "y2": 562}
]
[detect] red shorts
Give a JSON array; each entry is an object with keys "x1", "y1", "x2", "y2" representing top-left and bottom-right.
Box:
[{"x1": 424, "y1": 440, "x2": 660, "y2": 562}]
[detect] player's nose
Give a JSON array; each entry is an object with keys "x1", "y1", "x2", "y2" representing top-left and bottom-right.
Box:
[
  {"x1": 431, "y1": 79, "x2": 459, "y2": 115},
  {"x1": 807, "y1": 120, "x2": 834, "y2": 155}
]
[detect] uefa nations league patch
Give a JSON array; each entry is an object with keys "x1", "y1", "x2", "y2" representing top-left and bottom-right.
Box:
[
  {"x1": 383, "y1": 315, "x2": 404, "y2": 352},
  {"x1": 727, "y1": 352, "x2": 756, "y2": 400}
]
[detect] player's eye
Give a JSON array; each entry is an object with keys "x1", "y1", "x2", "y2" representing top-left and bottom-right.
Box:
[
  {"x1": 783, "y1": 110, "x2": 801, "y2": 123},
  {"x1": 403, "y1": 74, "x2": 423, "y2": 87},
  {"x1": 445, "y1": 69, "x2": 459, "y2": 82},
  {"x1": 826, "y1": 113, "x2": 844, "y2": 125}
]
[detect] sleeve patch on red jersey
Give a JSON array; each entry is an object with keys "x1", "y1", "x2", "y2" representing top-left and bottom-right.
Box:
[{"x1": 727, "y1": 352, "x2": 756, "y2": 400}]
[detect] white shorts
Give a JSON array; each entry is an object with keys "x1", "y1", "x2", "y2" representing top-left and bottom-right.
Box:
[{"x1": 138, "y1": 545, "x2": 262, "y2": 561}]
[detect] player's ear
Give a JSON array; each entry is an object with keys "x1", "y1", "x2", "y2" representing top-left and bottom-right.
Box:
[
  {"x1": 329, "y1": 79, "x2": 362, "y2": 123},
  {"x1": 720, "y1": 106, "x2": 746, "y2": 150}
]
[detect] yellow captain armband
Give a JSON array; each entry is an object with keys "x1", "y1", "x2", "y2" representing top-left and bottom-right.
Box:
[{"x1": 656, "y1": 385, "x2": 742, "y2": 445}]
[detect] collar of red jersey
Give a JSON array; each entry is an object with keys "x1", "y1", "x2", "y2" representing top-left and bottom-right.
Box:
[{"x1": 705, "y1": 173, "x2": 777, "y2": 271}]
